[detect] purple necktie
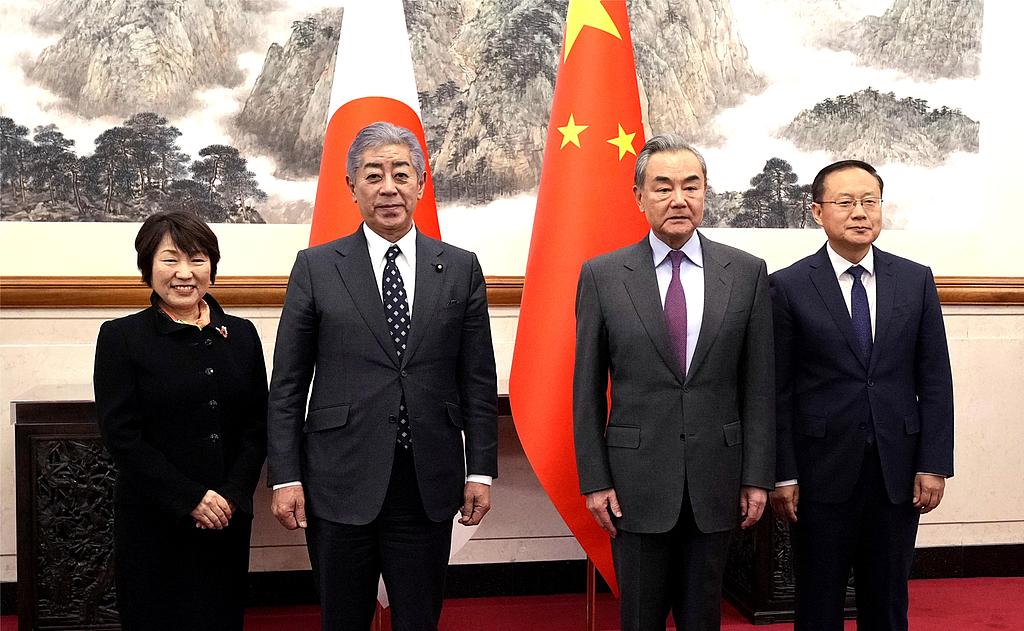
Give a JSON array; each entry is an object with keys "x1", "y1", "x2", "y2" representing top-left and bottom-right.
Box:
[{"x1": 664, "y1": 250, "x2": 688, "y2": 375}]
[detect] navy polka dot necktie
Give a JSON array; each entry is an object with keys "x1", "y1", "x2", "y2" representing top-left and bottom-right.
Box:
[{"x1": 384, "y1": 245, "x2": 412, "y2": 449}]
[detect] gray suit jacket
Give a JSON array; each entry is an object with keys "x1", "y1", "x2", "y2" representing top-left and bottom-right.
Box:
[
  {"x1": 267, "y1": 227, "x2": 498, "y2": 524},
  {"x1": 573, "y1": 232, "x2": 775, "y2": 534}
]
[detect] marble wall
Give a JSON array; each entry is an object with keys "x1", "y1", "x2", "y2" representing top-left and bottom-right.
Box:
[{"x1": 1, "y1": 304, "x2": 1022, "y2": 581}]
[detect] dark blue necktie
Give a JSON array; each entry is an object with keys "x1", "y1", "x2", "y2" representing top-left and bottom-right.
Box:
[
  {"x1": 664, "y1": 250, "x2": 688, "y2": 375},
  {"x1": 383, "y1": 245, "x2": 412, "y2": 449},
  {"x1": 848, "y1": 265, "x2": 872, "y2": 362}
]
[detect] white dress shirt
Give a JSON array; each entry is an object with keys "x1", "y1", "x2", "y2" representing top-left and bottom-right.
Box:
[
  {"x1": 649, "y1": 231, "x2": 705, "y2": 374},
  {"x1": 274, "y1": 224, "x2": 490, "y2": 489}
]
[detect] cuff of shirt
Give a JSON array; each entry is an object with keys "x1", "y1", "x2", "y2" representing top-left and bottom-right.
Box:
[
  {"x1": 775, "y1": 479, "x2": 798, "y2": 487},
  {"x1": 272, "y1": 481, "x2": 302, "y2": 490},
  {"x1": 917, "y1": 472, "x2": 946, "y2": 477},
  {"x1": 466, "y1": 474, "x2": 492, "y2": 486}
]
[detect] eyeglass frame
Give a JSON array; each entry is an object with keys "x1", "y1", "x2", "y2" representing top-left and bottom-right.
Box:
[{"x1": 814, "y1": 198, "x2": 883, "y2": 211}]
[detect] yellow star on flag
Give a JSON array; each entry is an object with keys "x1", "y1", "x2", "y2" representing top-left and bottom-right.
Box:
[
  {"x1": 557, "y1": 113, "x2": 589, "y2": 149},
  {"x1": 564, "y1": 0, "x2": 622, "y2": 61},
  {"x1": 606, "y1": 124, "x2": 637, "y2": 160}
]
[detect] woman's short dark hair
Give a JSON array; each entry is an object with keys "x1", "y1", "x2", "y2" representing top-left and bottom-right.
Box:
[{"x1": 135, "y1": 211, "x2": 221, "y2": 286}]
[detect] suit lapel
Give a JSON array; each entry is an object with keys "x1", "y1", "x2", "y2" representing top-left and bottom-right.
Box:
[
  {"x1": 403, "y1": 232, "x2": 444, "y2": 366},
  {"x1": 622, "y1": 238, "x2": 686, "y2": 385},
  {"x1": 333, "y1": 229, "x2": 400, "y2": 367},
  {"x1": 686, "y1": 234, "x2": 732, "y2": 383},
  {"x1": 870, "y1": 248, "x2": 896, "y2": 371},
  {"x1": 808, "y1": 246, "x2": 868, "y2": 369}
]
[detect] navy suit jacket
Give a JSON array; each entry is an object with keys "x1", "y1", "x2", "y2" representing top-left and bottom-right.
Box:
[{"x1": 770, "y1": 245, "x2": 953, "y2": 504}]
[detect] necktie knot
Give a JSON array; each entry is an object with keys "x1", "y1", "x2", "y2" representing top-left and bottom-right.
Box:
[
  {"x1": 668, "y1": 250, "x2": 686, "y2": 270},
  {"x1": 386, "y1": 245, "x2": 402, "y2": 262},
  {"x1": 848, "y1": 265, "x2": 866, "y2": 281}
]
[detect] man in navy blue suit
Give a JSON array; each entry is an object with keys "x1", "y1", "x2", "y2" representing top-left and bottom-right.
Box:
[{"x1": 769, "y1": 160, "x2": 954, "y2": 630}]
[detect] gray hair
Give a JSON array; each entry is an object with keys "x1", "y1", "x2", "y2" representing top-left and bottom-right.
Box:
[
  {"x1": 346, "y1": 121, "x2": 427, "y2": 181},
  {"x1": 633, "y1": 134, "x2": 708, "y2": 189}
]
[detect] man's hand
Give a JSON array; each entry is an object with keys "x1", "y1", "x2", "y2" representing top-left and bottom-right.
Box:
[
  {"x1": 272, "y1": 485, "x2": 308, "y2": 530},
  {"x1": 770, "y1": 484, "x2": 799, "y2": 524},
  {"x1": 459, "y1": 482, "x2": 491, "y2": 526},
  {"x1": 913, "y1": 474, "x2": 945, "y2": 513},
  {"x1": 739, "y1": 486, "x2": 768, "y2": 529},
  {"x1": 585, "y1": 488, "x2": 622, "y2": 538},
  {"x1": 191, "y1": 490, "x2": 232, "y2": 530}
]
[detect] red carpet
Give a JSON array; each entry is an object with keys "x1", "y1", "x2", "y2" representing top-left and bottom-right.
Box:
[{"x1": 2, "y1": 578, "x2": 1020, "y2": 630}]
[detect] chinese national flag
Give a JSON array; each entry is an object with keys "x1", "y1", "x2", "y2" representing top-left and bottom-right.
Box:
[
  {"x1": 509, "y1": 0, "x2": 649, "y2": 593},
  {"x1": 308, "y1": 0, "x2": 440, "y2": 247}
]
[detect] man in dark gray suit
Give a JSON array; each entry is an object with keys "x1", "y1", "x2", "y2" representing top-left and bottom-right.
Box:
[
  {"x1": 574, "y1": 134, "x2": 775, "y2": 631},
  {"x1": 266, "y1": 121, "x2": 498, "y2": 631}
]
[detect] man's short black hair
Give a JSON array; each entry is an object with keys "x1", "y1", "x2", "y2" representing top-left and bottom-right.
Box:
[{"x1": 811, "y1": 160, "x2": 884, "y2": 202}]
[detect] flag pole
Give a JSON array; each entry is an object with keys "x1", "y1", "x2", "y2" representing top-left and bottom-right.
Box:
[{"x1": 586, "y1": 557, "x2": 597, "y2": 631}]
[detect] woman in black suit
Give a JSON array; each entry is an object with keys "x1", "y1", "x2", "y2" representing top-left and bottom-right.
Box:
[{"x1": 94, "y1": 211, "x2": 267, "y2": 631}]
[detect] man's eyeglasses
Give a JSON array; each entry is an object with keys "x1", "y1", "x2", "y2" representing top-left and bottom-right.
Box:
[{"x1": 816, "y1": 199, "x2": 882, "y2": 211}]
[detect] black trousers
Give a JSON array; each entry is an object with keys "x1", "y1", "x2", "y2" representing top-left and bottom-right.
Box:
[
  {"x1": 611, "y1": 487, "x2": 733, "y2": 631},
  {"x1": 792, "y1": 444, "x2": 920, "y2": 631},
  {"x1": 306, "y1": 445, "x2": 454, "y2": 631}
]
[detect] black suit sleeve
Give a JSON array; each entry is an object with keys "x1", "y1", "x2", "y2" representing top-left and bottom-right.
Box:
[
  {"x1": 913, "y1": 268, "x2": 954, "y2": 477},
  {"x1": 215, "y1": 319, "x2": 268, "y2": 514},
  {"x1": 458, "y1": 253, "x2": 499, "y2": 478},
  {"x1": 94, "y1": 321, "x2": 207, "y2": 518},
  {"x1": 266, "y1": 250, "x2": 319, "y2": 486},
  {"x1": 573, "y1": 261, "x2": 614, "y2": 494}
]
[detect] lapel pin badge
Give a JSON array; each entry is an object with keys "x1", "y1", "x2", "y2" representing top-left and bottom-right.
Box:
[
  {"x1": 435, "y1": 264, "x2": 444, "y2": 273},
  {"x1": 215, "y1": 325, "x2": 229, "y2": 339}
]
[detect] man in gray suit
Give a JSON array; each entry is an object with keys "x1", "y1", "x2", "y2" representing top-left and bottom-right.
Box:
[
  {"x1": 574, "y1": 134, "x2": 775, "y2": 631},
  {"x1": 267, "y1": 122, "x2": 498, "y2": 631}
]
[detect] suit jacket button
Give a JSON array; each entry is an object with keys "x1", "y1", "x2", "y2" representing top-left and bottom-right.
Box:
[
  {"x1": 867, "y1": 380, "x2": 874, "y2": 387},
  {"x1": 208, "y1": 433, "x2": 220, "y2": 442},
  {"x1": 858, "y1": 423, "x2": 867, "y2": 430},
  {"x1": 205, "y1": 367, "x2": 214, "y2": 376},
  {"x1": 204, "y1": 338, "x2": 213, "y2": 347},
  {"x1": 679, "y1": 433, "x2": 685, "y2": 440},
  {"x1": 389, "y1": 415, "x2": 397, "y2": 424},
  {"x1": 401, "y1": 370, "x2": 408, "y2": 377},
  {"x1": 683, "y1": 386, "x2": 690, "y2": 393},
  {"x1": 208, "y1": 399, "x2": 218, "y2": 408}
]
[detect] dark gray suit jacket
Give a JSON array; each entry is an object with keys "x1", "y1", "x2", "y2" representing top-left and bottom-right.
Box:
[
  {"x1": 573, "y1": 232, "x2": 775, "y2": 534},
  {"x1": 267, "y1": 227, "x2": 498, "y2": 524}
]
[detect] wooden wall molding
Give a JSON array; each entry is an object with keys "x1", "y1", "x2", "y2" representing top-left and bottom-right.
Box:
[{"x1": 1, "y1": 275, "x2": 1021, "y2": 308}]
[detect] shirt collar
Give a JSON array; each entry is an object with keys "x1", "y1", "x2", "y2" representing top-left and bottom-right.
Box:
[
  {"x1": 825, "y1": 242, "x2": 874, "y2": 279},
  {"x1": 649, "y1": 230, "x2": 704, "y2": 269},
  {"x1": 363, "y1": 223, "x2": 418, "y2": 265}
]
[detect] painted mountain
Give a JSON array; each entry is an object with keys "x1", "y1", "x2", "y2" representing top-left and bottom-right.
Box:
[
  {"x1": 28, "y1": 0, "x2": 266, "y2": 117},
  {"x1": 781, "y1": 88, "x2": 979, "y2": 167},
  {"x1": 830, "y1": 0, "x2": 983, "y2": 80}
]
